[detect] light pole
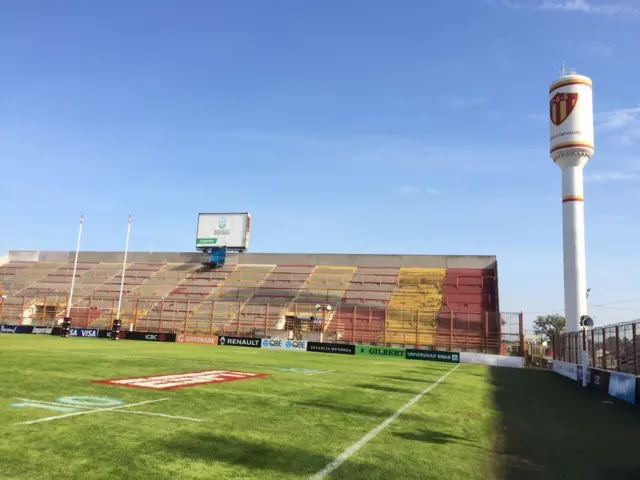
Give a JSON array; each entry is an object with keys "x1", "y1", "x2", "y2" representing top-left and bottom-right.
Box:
[{"x1": 315, "y1": 304, "x2": 332, "y2": 343}]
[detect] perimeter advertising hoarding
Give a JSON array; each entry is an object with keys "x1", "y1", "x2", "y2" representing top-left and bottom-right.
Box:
[
  {"x1": 217, "y1": 336, "x2": 261, "y2": 348},
  {"x1": 608, "y1": 371, "x2": 637, "y2": 405},
  {"x1": 553, "y1": 360, "x2": 579, "y2": 382},
  {"x1": 306, "y1": 342, "x2": 355, "y2": 355},
  {"x1": 261, "y1": 338, "x2": 307, "y2": 351},
  {"x1": 176, "y1": 333, "x2": 218, "y2": 345},
  {"x1": 355, "y1": 345, "x2": 405, "y2": 358},
  {"x1": 406, "y1": 349, "x2": 460, "y2": 364},
  {"x1": 196, "y1": 213, "x2": 251, "y2": 250},
  {"x1": 124, "y1": 331, "x2": 176, "y2": 342},
  {"x1": 0, "y1": 325, "x2": 33, "y2": 334},
  {"x1": 587, "y1": 368, "x2": 610, "y2": 394}
]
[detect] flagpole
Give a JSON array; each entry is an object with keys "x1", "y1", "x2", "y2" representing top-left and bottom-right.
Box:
[
  {"x1": 115, "y1": 214, "x2": 132, "y2": 322},
  {"x1": 66, "y1": 215, "x2": 84, "y2": 318}
]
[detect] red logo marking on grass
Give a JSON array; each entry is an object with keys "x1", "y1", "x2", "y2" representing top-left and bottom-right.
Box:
[{"x1": 92, "y1": 370, "x2": 269, "y2": 390}]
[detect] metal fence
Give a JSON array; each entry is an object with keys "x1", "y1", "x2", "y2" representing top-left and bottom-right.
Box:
[
  {"x1": 554, "y1": 320, "x2": 640, "y2": 376},
  {"x1": 0, "y1": 294, "x2": 522, "y2": 354}
]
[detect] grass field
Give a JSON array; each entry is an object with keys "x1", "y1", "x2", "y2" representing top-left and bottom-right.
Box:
[{"x1": 1, "y1": 335, "x2": 640, "y2": 480}]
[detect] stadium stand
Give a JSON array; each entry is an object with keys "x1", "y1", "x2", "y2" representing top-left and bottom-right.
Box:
[{"x1": 0, "y1": 251, "x2": 501, "y2": 352}]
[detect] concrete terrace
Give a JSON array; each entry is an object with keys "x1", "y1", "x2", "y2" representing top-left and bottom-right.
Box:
[{"x1": 0, "y1": 250, "x2": 500, "y2": 351}]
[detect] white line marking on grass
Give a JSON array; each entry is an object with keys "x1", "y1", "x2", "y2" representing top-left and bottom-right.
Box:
[
  {"x1": 15, "y1": 398, "x2": 93, "y2": 409},
  {"x1": 116, "y1": 410, "x2": 203, "y2": 422},
  {"x1": 15, "y1": 398, "x2": 168, "y2": 425},
  {"x1": 308, "y1": 363, "x2": 461, "y2": 480}
]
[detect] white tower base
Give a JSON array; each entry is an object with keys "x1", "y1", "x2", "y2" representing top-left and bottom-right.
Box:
[{"x1": 561, "y1": 165, "x2": 588, "y2": 333}]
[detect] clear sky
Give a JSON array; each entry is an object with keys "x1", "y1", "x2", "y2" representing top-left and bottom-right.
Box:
[{"x1": 1, "y1": 0, "x2": 639, "y2": 329}]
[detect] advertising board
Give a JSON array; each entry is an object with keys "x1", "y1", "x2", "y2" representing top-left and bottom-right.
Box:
[
  {"x1": 0, "y1": 325, "x2": 33, "y2": 334},
  {"x1": 31, "y1": 326, "x2": 54, "y2": 335},
  {"x1": 176, "y1": 334, "x2": 218, "y2": 345},
  {"x1": 306, "y1": 342, "x2": 355, "y2": 355},
  {"x1": 218, "y1": 336, "x2": 261, "y2": 348},
  {"x1": 69, "y1": 328, "x2": 100, "y2": 338},
  {"x1": 196, "y1": 213, "x2": 251, "y2": 250},
  {"x1": 608, "y1": 371, "x2": 637, "y2": 405},
  {"x1": 124, "y1": 331, "x2": 176, "y2": 342},
  {"x1": 355, "y1": 345, "x2": 405, "y2": 358},
  {"x1": 406, "y1": 349, "x2": 460, "y2": 363},
  {"x1": 587, "y1": 368, "x2": 610, "y2": 393},
  {"x1": 553, "y1": 360, "x2": 579, "y2": 382},
  {"x1": 261, "y1": 338, "x2": 307, "y2": 351}
]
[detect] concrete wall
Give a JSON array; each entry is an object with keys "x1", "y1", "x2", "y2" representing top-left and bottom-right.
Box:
[
  {"x1": 8, "y1": 251, "x2": 497, "y2": 269},
  {"x1": 461, "y1": 352, "x2": 524, "y2": 369},
  {"x1": 7, "y1": 251, "x2": 40, "y2": 262}
]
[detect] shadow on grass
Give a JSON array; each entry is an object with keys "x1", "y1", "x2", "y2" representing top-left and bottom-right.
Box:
[
  {"x1": 160, "y1": 432, "x2": 329, "y2": 476},
  {"x1": 356, "y1": 383, "x2": 419, "y2": 394},
  {"x1": 394, "y1": 429, "x2": 468, "y2": 445},
  {"x1": 297, "y1": 399, "x2": 425, "y2": 422},
  {"x1": 407, "y1": 368, "x2": 456, "y2": 375},
  {"x1": 159, "y1": 432, "x2": 399, "y2": 478},
  {"x1": 377, "y1": 375, "x2": 440, "y2": 384},
  {"x1": 490, "y1": 367, "x2": 640, "y2": 480}
]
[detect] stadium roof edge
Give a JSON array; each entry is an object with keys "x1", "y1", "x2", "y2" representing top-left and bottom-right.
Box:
[{"x1": 7, "y1": 250, "x2": 497, "y2": 270}]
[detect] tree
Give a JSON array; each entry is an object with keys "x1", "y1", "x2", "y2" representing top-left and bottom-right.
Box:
[{"x1": 533, "y1": 314, "x2": 566, "y2": 340}]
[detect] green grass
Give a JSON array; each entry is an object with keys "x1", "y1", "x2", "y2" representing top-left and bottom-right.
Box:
[{"x1": 0, "y1": 335, "x2": 639, "y2": 480}]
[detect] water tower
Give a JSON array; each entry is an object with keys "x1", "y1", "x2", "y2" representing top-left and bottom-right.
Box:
[{"x1": 549, "y1": 67, "x2": 594, "y2": 333}]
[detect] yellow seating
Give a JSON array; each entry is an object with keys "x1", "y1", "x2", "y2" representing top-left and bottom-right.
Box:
[{"x1": 386, "y1": 268, "x2": 446, "y2": 346}]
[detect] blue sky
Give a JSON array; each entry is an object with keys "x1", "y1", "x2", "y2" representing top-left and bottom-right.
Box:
[{"x1": 2, "y1": 0, "x2": 640, "y2": 328}]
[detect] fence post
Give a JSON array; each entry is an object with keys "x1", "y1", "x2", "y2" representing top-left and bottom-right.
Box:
[
  {"x1": 181, "y1": 299, "x2": 189, "y2": 333},
  {"x1": 132, "y1": 297, "x2": 140, "y2": 331},
  {"x1": 631, "y1": 323, "x2": 638, "y2": 376},
  {"x1": 159, "y1": 298, "x2": 165, "y2": 332},
  {"x1": 383, "y1": 308, "x2": 387, "y2": 345},
  {"x1": 210, "y1": 300, "x2": 216, "y2": 336},
  {"x1": 484, "y1": 311, "x2": 488, "y2": 354},
  {"x1": 519, "y1": 312, "x2": 525, "y2": 358},
  {"x1": 449, "y1": 310, "x2": 453, "y2": 351},
  {"x1": 20, "y1": 295, "x2": 26, "y2": 326},
  {"x1": 264, "y1": 303, "x2": 269, "y2": 338},
  {"x1": 352, "y1": 306, "x2": 357, "y2": 344},
  {"x1": 498, "y1": 313, "x2": 503, "y2": 355},
  {"x1": 41, "y1": 294, "x2": 48, "y2": 326},
  {"x1": 109, "y1": 298, "x2": 115, "y2": 327},
  {"x1": 433, "y1": 312, "x2": 438, "y2": 350},
  {"x1": 236, "y1": 302, "x2": 241, "y2": 336},
  {"x1": 0, "y1": 295, "x2": 5, "y2": 324},
  {"x1": 87, "y1": 296, "x2": 93, "y2": 328},
  {"x1": 590, "y1": 329, "x2": 595, "y2": 368},
  {"x1": 615, "y1": 325, "x2": 620, "y2": 372}
]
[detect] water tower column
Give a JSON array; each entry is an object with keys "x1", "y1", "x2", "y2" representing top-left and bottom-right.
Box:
[
  {"x1": 549, "y1": 69, "x2": 594, "y2": 334},
  {"x1": 561, "y1": 165, "x2": 588, "y2": 333}
]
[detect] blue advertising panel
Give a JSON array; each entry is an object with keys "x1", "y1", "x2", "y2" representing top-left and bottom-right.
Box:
[{"x1": 608, "y1": 372, "x2": 637, "y2": 405}]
